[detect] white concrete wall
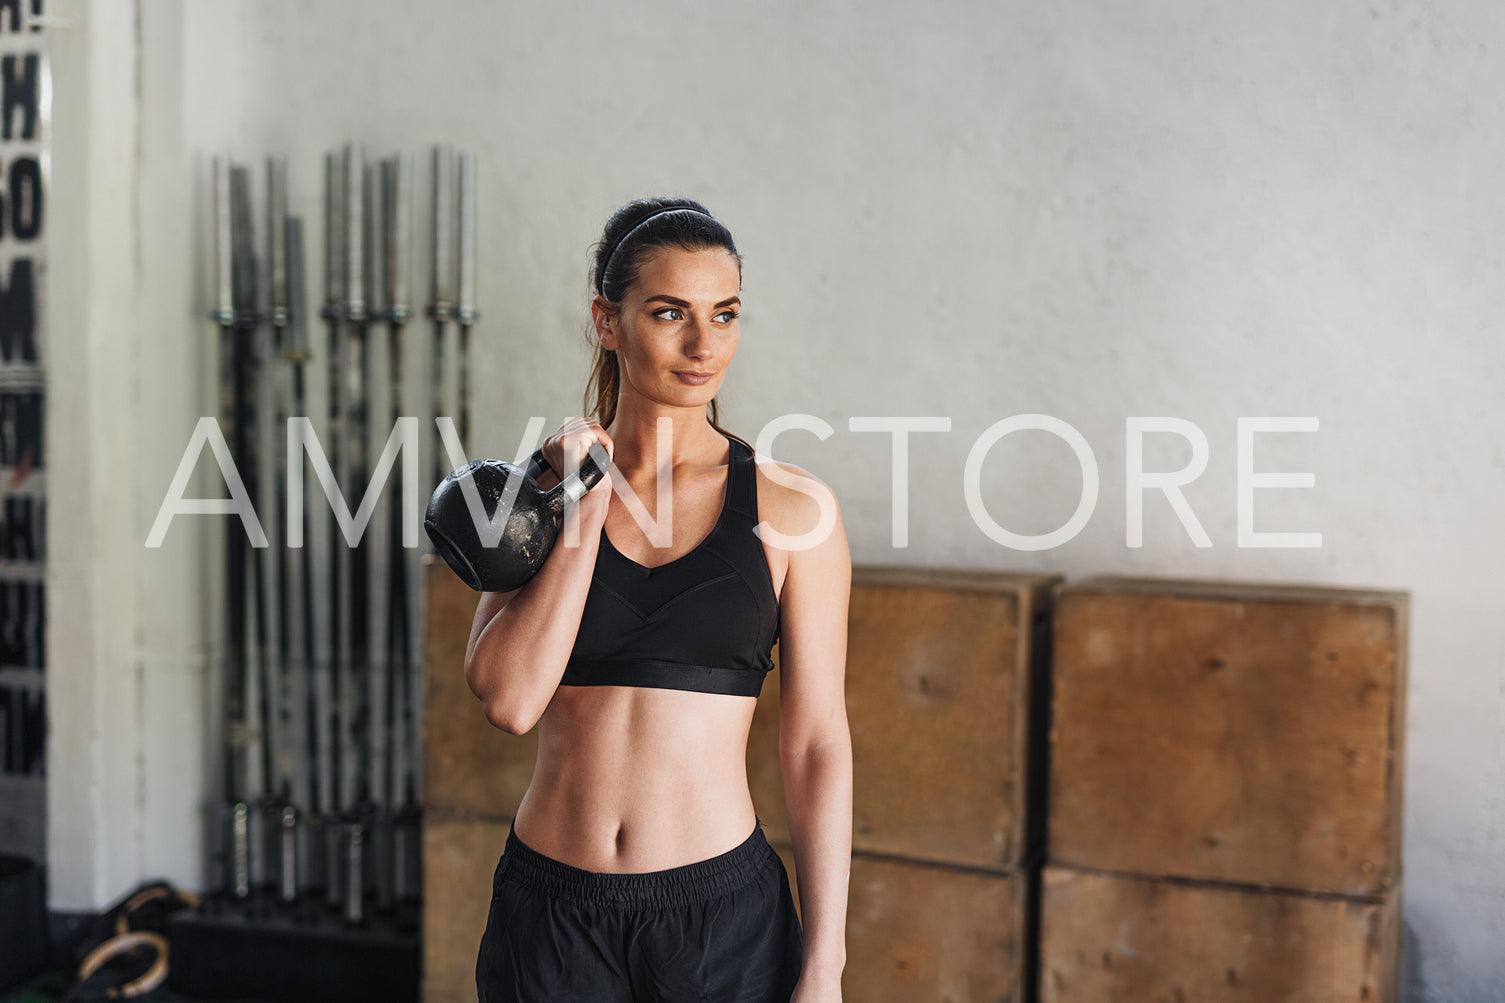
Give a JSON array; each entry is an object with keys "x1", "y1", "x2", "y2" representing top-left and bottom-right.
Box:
[
  {"x1": 44, "y1": 0, "x2": 150, "y2": 911},
  {"x1": 41, "y1": 1, "x2": 1503, "y2": 999}
]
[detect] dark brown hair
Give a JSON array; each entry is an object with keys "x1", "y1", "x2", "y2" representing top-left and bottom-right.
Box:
[{"x1": 585, "y1": 197, "x2": 751, "y2": 453}]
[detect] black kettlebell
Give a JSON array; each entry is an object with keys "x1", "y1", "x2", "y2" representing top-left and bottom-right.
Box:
[{"x1": 424, "y1": 446, "x2": 608, "y2": 593}]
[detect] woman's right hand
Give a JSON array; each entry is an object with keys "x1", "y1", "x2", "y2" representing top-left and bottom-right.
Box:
[
  {"x1": 540, "y1": 417, "x2": 614, "y2": 477},
  {"x1": 542, "y1": 417, "x2": 614, "y2": 529}
]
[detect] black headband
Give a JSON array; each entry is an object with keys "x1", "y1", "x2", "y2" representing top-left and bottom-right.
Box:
[{"x1": 596, "y1": 205, "x2": 712, "y2": 296}]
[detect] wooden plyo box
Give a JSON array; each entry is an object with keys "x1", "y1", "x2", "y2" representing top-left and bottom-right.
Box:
[
  {"x1": 1047, "y1": 576, "x2": 1409, "y2": 896},
  {"x1": 422, "y1": 815, "x2": 508, "y2": 1003},
  {"x1": 1039, "y1": 866, "x2": 1400, "y2": 1003},
  {"x1": 749, "y1": 566, "x2": 1060, "y2": 870},
  {"x1": 775, "y1": 843, "x2": 1029, "y2": 1003}
]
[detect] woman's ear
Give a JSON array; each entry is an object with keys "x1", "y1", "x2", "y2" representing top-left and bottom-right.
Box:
[{"x1": 591, "y1": 297, "x2": 619, "y2": 351}]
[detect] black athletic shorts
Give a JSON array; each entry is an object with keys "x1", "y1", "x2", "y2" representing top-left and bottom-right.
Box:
[{"x1": 475, "y1": 822, "x2": 804, "y2": 1002}]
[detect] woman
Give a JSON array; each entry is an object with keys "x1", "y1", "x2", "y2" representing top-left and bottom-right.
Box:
[{"x1": 466, "y1": 197, "x2": 853, "y2": 1002}]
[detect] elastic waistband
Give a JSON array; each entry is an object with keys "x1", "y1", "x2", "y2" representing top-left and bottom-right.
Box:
[{"x1": 502, "y1": 823, "x2": 777, "y2": 907}]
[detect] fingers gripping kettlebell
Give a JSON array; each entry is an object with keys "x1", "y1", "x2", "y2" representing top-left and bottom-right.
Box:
[{"x1": 424, "y1": 443, "x2": 609, "y2": 593}]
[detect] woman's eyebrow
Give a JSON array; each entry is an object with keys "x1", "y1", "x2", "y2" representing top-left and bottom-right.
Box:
[{"x1": 644, "y1": 294, "x2": 742, "y2": 309}]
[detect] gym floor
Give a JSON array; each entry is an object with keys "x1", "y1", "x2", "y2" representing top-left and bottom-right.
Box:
[{"x1": 1, "y1": 967, "x2": 276, "y2": 1003}]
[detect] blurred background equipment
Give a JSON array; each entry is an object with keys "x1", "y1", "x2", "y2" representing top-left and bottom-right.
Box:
[{"x1": 160, "y1": 143, "x2": 477, "y2": 1003}]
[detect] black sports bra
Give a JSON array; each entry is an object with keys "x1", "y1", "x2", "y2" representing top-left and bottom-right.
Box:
[{"x1": 561, "y1": 437, "x2": 781, "y2": 697}]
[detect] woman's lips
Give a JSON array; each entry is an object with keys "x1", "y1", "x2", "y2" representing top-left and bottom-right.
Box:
[{"x1": 674, "y1": 371, "x2": 714, "y2": 385}]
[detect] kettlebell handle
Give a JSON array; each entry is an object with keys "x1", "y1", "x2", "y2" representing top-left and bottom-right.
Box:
[{"x1": 543, "y1": 444, "x2": 609, "y2": 517}]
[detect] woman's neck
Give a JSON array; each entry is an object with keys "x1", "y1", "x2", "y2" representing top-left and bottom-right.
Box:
[{"x1": 607, "y1": 398, "x2": 727, "y2": 475}]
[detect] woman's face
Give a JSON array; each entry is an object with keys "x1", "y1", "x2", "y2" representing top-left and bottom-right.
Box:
[{"x1": 599, "y1": 246, "x2": 741, "y2": 412}]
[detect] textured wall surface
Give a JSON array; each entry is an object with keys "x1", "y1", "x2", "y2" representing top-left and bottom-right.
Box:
[{"x1": 40, "y1": 2, "x2": 1504, "y2": 999}]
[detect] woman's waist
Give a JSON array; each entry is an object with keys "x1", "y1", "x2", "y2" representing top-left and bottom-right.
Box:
[
  {"x1": 512, "y1": 773, "x2": 759, "y2": 874},
  {"x1": 501, "y1": 812, "x2": 776, "y2": 903}
]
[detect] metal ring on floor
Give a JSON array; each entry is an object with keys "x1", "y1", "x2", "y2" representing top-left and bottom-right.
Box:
[{"x1": 77, "y1": 930, "x2": 169, "y2": 998}]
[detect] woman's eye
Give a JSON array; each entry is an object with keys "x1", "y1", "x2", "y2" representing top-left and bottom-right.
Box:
[
  {"x1": 714, "y1": 310, "x2": 738, "y2": 324},
  {"x1": 653, "y1": 307, "x2": 683, "y2": 321}
]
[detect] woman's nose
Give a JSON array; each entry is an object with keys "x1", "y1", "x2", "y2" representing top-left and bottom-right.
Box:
[{"x1": 684, "y1": 318, "x2": 713, "y2": 359}]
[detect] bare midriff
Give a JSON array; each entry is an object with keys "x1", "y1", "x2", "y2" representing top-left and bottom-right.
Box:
[{"x1": 511, "y1": 682, "x2": 762, "y2": 873}]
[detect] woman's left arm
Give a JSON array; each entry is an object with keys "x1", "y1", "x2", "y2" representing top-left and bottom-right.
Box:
[{"x1": 768, "y1": 466, "x2": 853, "y2": 999}]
